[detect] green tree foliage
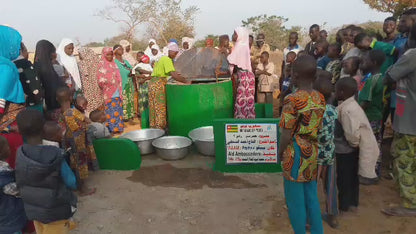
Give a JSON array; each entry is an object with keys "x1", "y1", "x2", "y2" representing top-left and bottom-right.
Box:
[
  {"x1": 84, "y1": 41, "x2": 105, "y2": 47},
  {"x1": 97, "y1": 0, "x2": 147, "y2": 40},
  {"x1": 242, "y1": 15, "x2": 306, "y2": 50},
  {"x1": 194, "y1": 34, "x2": 220, "y2": 48},
  {"x1": 363, "y1": 0, "x2": 416, "y2": 17},
  {"x1": 101, "y1": 34, "x2": 148, "y2": 51}
]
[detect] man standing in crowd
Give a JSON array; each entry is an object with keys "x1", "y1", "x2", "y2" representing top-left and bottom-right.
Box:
[
  {"x1": 305, "y1": 24, "x2": 321, "y2": 58},
  {"x1": 383, "y1": 17, "x2": 398, "y2": 44},
  {"x1": 251, "y1": 33, "x2": 271, "y2": 66},
  {"x1": 382, "y1": 23, "x2": 416, "y2": 217}
]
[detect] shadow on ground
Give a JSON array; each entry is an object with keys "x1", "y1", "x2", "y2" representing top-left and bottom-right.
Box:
[{"x1": 127, "y1": 164, "x2": 267, "y2": 190}]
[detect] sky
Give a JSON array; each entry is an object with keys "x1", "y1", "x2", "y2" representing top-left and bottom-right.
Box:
[{"x1": 2, "y1": 0, "x2": 391, "y2": 50}]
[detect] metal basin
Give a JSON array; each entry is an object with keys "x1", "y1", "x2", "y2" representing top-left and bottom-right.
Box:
[
  {"x1": 120, "y1": 129, "x2": 165, "y2": 155},
  {"x1": 188, "y1": 126, "x2": 215, "y2": 156},
  {"x1": 152, "y1": 136, "x2": 192, "y2": 160}
]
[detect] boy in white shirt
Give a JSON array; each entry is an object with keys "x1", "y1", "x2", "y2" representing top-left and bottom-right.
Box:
[{"x1": 255, "y1": 51, "x2": 278, "y2": 104}]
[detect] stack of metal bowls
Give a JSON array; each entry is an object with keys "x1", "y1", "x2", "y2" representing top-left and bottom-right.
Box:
[
  {"x1": 152, "y1": 136, "x2": 192, "y2": 160},
  {"x1": 188, "y1": 126, "x2": 215, "y2": 157},
  {"x1": 119, "y1": 129, "x2": 165, "y2": 155}
]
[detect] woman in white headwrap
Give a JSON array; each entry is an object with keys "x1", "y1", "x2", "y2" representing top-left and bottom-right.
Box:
[
  {"x1": 177, "y1": 37, "x2": 195, "y2": 58},
  {"x1": 227, "y1": 26, "x2": 255, "y2": 119},
  {"x1": 182, "y1": 37, "x2": 195, "y2": 51},
  {"x1": 148, "y1": 44, "x2": 162, "y2": 67},
  {"x1": 120, "y1": 39, "x2": 137, "y2": 66},
  {"x1": 57, "y1": 38, "x2": 82, "y2": 91},
  {"x1": 144, "y1": 39, "x2": 157, "y2": 57}
]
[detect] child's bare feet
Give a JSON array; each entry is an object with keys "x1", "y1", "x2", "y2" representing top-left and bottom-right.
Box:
[
  {"x1": 323, "y1": 214, "x2": 339, "y2": 229},
  {"x1": 79, "y1": 187, "x2": 96, "y2": 197}
]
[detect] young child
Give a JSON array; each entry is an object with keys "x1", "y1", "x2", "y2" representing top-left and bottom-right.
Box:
[
  {"x1": 15, "y1": 109, "x2": 77, "y2": 233},
  {"x1": 279, "y1": 55, "x2": 326, "y2": 234},
  {"x1": 358, "y1": 50, "x2": 386, "y2": 181},
  {"x1": 342, "y1": 56, "x2": 362, "y2": 88},
  {"x1": 52, "y1": 54, "x2": 72, "y2": 88},
  {"x1": 133, "y1": 54, "x2": 153, "y2": 116},
  {"x1": 0, "y1": 135, "x2": 27, "y2": 234},
  {"x1": 42, "y1": 120, "x2": 64, "y2": 147},
  {"x1": 279, "y1": 51, "x2": 296, "y2": 115},
  {"x1": 314, "y1": 70, "x2": 339, "y2": 228},
  {"x1": 315, "y1": 39, "x2": 330, "y2": 69},
  {"x1": 57, "y1": 86, "x2": 97, "y2": 196},
  {"x1": 74, "y1": 95, "x2": 88, "y2": 114},
  {"x1": 88, "y1": 109, "x2": 111, "y2": 142},
  {"x1": 335, "y1": 78, "x2": 379, "y2": 212},
  {"x1": 255, "y1": 51, "x2": 277, "y2": 104},
  {"x1": 281, "y1": 51, "x2": 296, "y2": 93},
  {"x1": 325, "y1": 43, "x2": 342, "y2": 85},
  {"x1": 13, "y1": 42, "x2": 44, "y2": 111},
  {"x1": 354, "y1": 32, "x2": 397, "y2": 75}
]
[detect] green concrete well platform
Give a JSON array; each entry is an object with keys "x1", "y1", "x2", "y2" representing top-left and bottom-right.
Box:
[{"x1": 166, "y1": 80, "x2": 234, "y2": 137}]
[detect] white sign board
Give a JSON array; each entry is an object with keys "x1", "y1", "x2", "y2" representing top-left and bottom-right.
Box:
[{"x1": 225, "y1": 124, "x2": 278, "y2": 164}]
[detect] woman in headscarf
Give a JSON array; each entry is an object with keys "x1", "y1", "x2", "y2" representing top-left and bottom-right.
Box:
[
  {"x1": 228, "y1": 26, "x2": 256, "y2": 119},
  {"x1": 149, "y1": 44, "x2": 162, "y2": 67},
  {"x1": 144, "y1": 39, "x2": 157, "y2": 57},
  {"x1": 163, "y1": 39, "x2": 179, "y2": 56},
  {"x1": 78, "y1": 47, "x2": 103, "y2": 113},
  {"x1": 57, "y1": 38, "x2": 82, "y2": 92},
  {"x1": 34, "y1": 40, "x2": 66, "y2": 117},
  {"x1": 120, "y1": 40, "x2": 139, "y2": 115},
  {"x1": 149, "y1": 42, "x2": 190, "y2": 129},
  {"x1": 206, "y1": 38, "x2": 214, "y2": 48},
  {"x1": 97, "y1": 47, "x2": 124, "y2": 134},
  {"x1": 177, "y1": 37, "x2": 195, "y2": 57},
  {"x1": 0, "y1": 25, "x2": 26, "y2": 169},
  {"x1": 134, "y1": 54, "x2": 153, "y2": 115},
  {"x1": 120, "y1": 40, "x2": 137, "y2": 66},
  {"x1": 113, "y1": 44, "x2": 135, "y2": 120}
]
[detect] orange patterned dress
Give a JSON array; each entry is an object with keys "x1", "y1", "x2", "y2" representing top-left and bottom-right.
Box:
[
  {"x1": 63, "y1": 108, "x2": 97, "y2": 180},
  {"x1": 279, "y1": 90, "x2": 326, "y2": 182}
]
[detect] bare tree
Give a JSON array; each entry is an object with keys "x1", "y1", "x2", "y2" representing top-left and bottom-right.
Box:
[
  {"x1": 97, "y1": 0, "x2": 199, "y2": 44},
  {"x1": 142, "y1": 0, "x2": 199, "y2": 45},
  {"x1": 363, "y1": 0, "x2": 416, "y2": 17},
  {"x1": 96, "y1": 0, "x2": 148, "y2": 40}
]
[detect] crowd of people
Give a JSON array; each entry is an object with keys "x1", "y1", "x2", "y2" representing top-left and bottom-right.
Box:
[
  {"x1": 1, "y1": 6, "x2": 416, "y2": 234},
  {"x1": 278, "y1": 7, "x2": 416, "y2": 234}
]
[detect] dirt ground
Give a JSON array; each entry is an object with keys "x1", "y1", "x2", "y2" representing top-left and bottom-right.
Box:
[{"x1": 71, "y1": 128, "x2": 416, "y2": 234}]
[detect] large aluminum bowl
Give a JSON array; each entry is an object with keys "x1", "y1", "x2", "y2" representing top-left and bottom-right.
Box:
[
  {"x1": 119, "y1": 129, "x2": 165, "y2": 155},
  {"x1": 152, "y1": 136, "x2": 192, "y2": 160},
  {"x1": 188, "y1": 126, "x2": 215, "y2": 156}
]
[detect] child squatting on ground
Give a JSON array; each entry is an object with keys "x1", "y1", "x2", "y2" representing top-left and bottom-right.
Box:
[
  {"x1": 278, "y1": 55, "x2": 326, "y2": 234},
  {"x1": 334, "y1": 77, "x2": 379, "y2": 212},
  {"x1": 15, "y1": 109, "x2": 77, "y2": 233}
]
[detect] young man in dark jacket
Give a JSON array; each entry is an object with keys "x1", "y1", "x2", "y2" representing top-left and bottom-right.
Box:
[{"x1": 15, "y1": 109, "x2": 77, "y2": 233}]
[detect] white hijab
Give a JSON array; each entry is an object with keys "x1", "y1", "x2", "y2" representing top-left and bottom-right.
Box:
[
  {"x1": 149, "y1": 44, "x2": 162, "y2": 64},
  {"x1": 182, "y1": 37, "x2": 195, "y2": 50},
  {"x1": 144, "y1": 39, "x2": 157, "y2": 57},
  {"x1": 227, "y1": 27, "x2": 252, "y2": 72},
  {"x1": 57, "y1": 38, "x2": 82, "y2": 90}
]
